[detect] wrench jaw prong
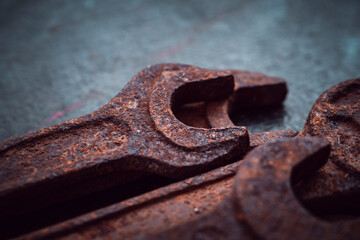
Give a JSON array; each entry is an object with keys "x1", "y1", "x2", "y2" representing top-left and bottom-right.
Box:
[{"x1": 206, "y1": 70, "x2": 298, "y2": 149}]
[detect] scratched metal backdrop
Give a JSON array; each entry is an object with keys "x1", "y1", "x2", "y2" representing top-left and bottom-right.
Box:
[{"x1": 0, "y1": 0, "x2": 359, "y2": 141}]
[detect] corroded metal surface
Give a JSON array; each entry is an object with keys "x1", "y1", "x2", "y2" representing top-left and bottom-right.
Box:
[
  {"x1": 17, "y1": 162, "x2": 243, "y2": 240},
  {"x1": 22, "y1": 137, "x2": 360, "y2": 240},
  {"x1": 234, "y1": 137, "x2": 360, "y2": 240},
  {"x1": 2, "y1": 65, "x2": 359, "y2": 239},
  {"x1": 296, "y1": 78, "x2": 360, "y2": 214},
  {"x1": 206, "y1": 70, "x2": 298, "y2": 148},
  {"x1": 175, "y1": 102, "x2": 211, "y2": 129},
  {"x1": 0, "y1": 64, "x2": 249, "y2": 219},
  {"x1": 218, "y1": 70, "x2": 288, "y2": 110},
  {"x1": 206, "y1": 70, "x2": 288, "y2": 127}
]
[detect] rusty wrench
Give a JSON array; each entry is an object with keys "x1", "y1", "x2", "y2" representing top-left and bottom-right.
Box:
[
  {"x1": 25, "y1": 137, "x2": 360, "y2": 240},
  {"x1": 15, "y1": 79, "x2": 360, "y2": 239},
  {"x1": 234, "y1": 137, "x2": 360, "y2": 240},
  {"x1": 0, "y1": 64, "x2": 249, "y2": 218}
]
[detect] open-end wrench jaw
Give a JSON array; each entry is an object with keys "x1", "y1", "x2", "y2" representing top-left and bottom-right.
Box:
[
  {"x1": 0, "y1": 64, "x2": 249, "y2": 219},
  {"x1": 149, "y1": 69, "x2": 249, "y2": 163},
  {"x1": 233, "y1": 137, "x2": 360, "y2": 240}
]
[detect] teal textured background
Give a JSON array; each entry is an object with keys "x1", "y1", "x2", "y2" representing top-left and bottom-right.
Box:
[{"x1": 1, "y1": 0, "x2": 359, "y2": 140}]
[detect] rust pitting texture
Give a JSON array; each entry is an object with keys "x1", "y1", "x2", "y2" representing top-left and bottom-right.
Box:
[
  {"x1": 296, "y1": 78, "x2": 360, "y2": 211},
  {"x1": 2, "y1": 64, "x2": 360, "y2": 239},
  {"x1": 0, "y1": 64, "x2": 249, "y2": 219},
  {"x1": 18, "y1": 162, "x2": 243, "y2": 240},
  {"x1": 206, "y1": 70, "x2": 298, "y2": 148}
]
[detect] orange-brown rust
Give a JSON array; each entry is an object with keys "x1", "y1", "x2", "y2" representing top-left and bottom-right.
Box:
[
  {"x1": 296, "y1": 78, "x2": 360, "y2": 215},
  {"x1": 0, "y1": 64, "x2": 249, "y2": 226},
  {"x1": 206, "y1": 70, "x2": 298, "y2": 148},
  {"x1": 22, "y1": 137, "x2": 360, "y2": 240},
  {"x1": 18, "y1": 162, "x2": 245, "y2": 240},
  {"x1": 2, "y1": 67, "x2": 359, "y2": 239},
  {"x1": 234, "y1": 137, "x2": 360, "y2": 240}
]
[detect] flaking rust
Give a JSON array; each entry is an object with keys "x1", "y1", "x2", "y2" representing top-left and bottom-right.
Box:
[
  {"x1": 0, "y1": 64, "x2": 249, "y2": 220},
  {"x1": 295, "y1": 78, "x2": 360, "y2": 216}
]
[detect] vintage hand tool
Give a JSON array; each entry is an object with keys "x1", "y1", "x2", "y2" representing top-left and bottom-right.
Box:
[
  {"x1": 3, "y1": 64, "x2": 359, "y2": 239},
  {"x1": 0, "y1": 64, "x2": 300, "y2": 239},
  {"x1": 1, "y1": 62, "x2": 299, "y2": 238},
  {"x1": 20, "y1": 78, "x2": 359, "y2": 240},
  {"x1": 0, "y1": 64, "x2": 250, "y2": 229},
  {"x1": 20, "y1": 137, "x2": 360, "y2": 240},
  {"x1": 0, "y1": 63, "x2": 300, "y2": 220}
]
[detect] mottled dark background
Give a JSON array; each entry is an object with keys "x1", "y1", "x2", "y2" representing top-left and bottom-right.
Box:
[{"x1": 0, "y1": 0, "x2": 359, "y2": 141}]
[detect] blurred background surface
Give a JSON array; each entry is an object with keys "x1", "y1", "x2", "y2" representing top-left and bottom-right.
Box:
[{"x1": 0, "y1": 0, "x2": 359, "y2": 141}]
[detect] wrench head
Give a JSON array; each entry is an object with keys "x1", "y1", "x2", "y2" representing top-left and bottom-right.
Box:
[
  {"x1": 297, "y1": 78, "x2": 360, "y2": 206},
  {"x1": 233, "y1": 137, "x2": 360, "y2": 240},
  {"x1": 122, "y1": 64, "x2": 250, "y2": 178}
]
